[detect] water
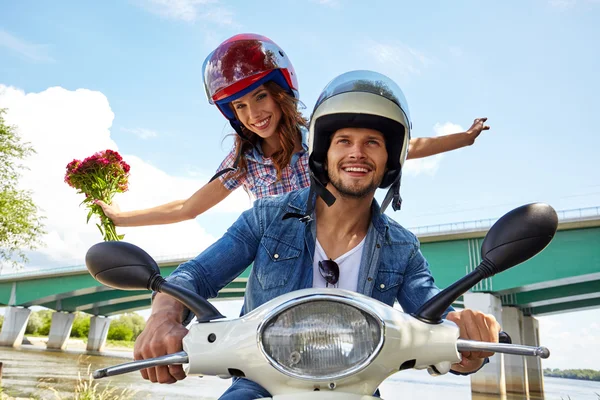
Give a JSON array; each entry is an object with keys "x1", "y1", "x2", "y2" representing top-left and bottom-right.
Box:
[{"x1": 0, "y1": 346, "x2": 598, "y2": 399}]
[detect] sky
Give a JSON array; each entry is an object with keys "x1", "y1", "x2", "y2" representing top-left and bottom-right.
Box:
[{"x1": 0, "y1": 0, "x2": 599, "y2": 370}]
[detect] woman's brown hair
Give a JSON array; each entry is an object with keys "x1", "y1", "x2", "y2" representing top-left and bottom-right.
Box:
[{"x1": 230, "y1": 80, "x2": 308, "y2": 182}]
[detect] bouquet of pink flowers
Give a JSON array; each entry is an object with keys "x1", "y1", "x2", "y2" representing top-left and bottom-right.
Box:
[{"x1": 64, "y1": 149, "x2": 130, "y2": 241}]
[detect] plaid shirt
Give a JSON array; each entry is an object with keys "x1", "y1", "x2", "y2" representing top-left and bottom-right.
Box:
[{"x1": 217, "y1": 127, "x2": 311, "y2": 199}]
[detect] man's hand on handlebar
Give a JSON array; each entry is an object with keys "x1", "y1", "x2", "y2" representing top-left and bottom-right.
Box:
[
  {"x1": 134, "y1": 293, "x2": 189, "y2": 384},
  {"x1": 446, "y1": 309, "x2": 501, "y2": 374}
]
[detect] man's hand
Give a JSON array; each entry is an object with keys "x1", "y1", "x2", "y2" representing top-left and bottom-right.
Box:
[
  {"x1": 446, "y1": 309, "x2": 501, "y2": 374},
  {"x1": 134, "y1": 308, "x2": 189, "y2": 384},
  {"x1": 465, "y1": 117, "x2": 491, "y2": 145}
]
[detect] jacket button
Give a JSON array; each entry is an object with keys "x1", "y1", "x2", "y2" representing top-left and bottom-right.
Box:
[
  {"x1": 367, "y1": 277, "x2": 373, "y2": 281},
  {"x1": 380, "y1": 284, "x2": 385, "y2": 289},
  {"x1": 274, "y1": 254, "x2": 279, "y2": 259}
]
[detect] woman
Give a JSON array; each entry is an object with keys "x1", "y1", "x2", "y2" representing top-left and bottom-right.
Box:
[{"x1": 96, "y1": 33, "x2": 490, "y2": 227}]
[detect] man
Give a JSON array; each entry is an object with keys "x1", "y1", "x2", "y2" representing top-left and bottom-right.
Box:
[{"x1": 134, "y1": 70, "x2": 501, "y2": 399}]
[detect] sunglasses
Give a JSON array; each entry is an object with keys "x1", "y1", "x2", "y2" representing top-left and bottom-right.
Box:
[{"x1": 318, "y1": 259, "x2": 340, "y2": 288}]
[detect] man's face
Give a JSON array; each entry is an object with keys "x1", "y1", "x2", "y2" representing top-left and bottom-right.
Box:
[{"x1": 326, "y1": 127, "x2": 388, "y2": 199}]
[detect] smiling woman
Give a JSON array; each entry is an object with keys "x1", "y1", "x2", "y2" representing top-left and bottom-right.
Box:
[{"x1": 94, "y1": 33, "x2": 490, "y2": 229}]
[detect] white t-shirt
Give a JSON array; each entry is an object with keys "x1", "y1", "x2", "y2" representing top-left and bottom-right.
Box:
[{"x1": 312, "y1": 237, "x2": 366, "y2": 291}]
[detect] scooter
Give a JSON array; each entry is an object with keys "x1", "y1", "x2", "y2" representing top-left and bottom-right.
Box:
[{"x1": 85, "y1": 203, "x2": 558, "y2": 399}]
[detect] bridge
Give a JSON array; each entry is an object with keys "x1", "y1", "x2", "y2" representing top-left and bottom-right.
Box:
[{"x1": 1, "y1": 206, "x2": 599, "y2": 397}]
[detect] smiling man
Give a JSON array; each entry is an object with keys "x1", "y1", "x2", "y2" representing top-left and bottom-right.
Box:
[{"x1": 133, "y1": 70, "x2": 501, "y2": 399}]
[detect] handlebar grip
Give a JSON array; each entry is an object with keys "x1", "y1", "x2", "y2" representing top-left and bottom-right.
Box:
[{"x1": 499, "y1": 331, "x2": 512, "y2": 344}]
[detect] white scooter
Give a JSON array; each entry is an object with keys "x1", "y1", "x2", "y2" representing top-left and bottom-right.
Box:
[{"x1": 85, "y1": 203, "x2": 558, "y2": 399}]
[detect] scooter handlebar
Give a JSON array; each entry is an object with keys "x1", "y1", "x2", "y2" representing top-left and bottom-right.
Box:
[{"x1": 93, "y1": 351, "x2": 189, "y2": 379}]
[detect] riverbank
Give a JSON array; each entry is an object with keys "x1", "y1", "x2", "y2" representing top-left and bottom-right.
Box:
[{"x1": 22, "y1": 336, "x2": 134, "y2": 354}]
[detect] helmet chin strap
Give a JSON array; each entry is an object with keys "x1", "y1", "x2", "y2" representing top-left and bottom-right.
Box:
[
  {"x1": 283, "y1": 172, "x2": 403, "y2": 222},
  {"x1": 380, "y1": 172, "x2": 403, "y2": 213},
  {"x1": 230, "y1": 120, "x2": 247, "y2": 139},
  {"x1": 208, "y1": 120, "x2": 260, "y2": 183},
  {"x1": 282, "y1": 174, "x2": 336, "y2": 223}
]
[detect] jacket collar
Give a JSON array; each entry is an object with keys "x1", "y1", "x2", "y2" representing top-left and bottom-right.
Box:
[{"x1": 285, "y1": 187, "x2": 390, "y2": 236}]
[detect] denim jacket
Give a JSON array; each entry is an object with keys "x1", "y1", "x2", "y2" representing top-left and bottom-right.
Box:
[{"x1": 165, "y1": 187, "x2": 445, "y2": 325}]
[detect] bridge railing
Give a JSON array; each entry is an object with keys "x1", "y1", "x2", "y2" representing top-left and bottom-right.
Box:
[
  {"x1": 409, "y1": 205, "x2": 600, "y2": 236},
  {"x1": 2, "y1": 206, "x2": 599, "y2": 278}
]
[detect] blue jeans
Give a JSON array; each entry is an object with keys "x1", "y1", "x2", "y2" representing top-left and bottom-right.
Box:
[
  {"x1": 218, "y1": 378, "x2": 382, "y2": 399},
  {"x1": 219, "y1": 378, "x2": 271, "y2": 400}
]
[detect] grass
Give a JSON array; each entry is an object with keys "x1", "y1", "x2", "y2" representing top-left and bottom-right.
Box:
[
  {"x1": 44, "y1": 365, "x2": 137, "y2": 400},
  {"x1": 104, "y1": 340, "x2": 134, "y2": 349},
  {"x1": 0, "y1": 365, "x2": 137, "y2": 400}
]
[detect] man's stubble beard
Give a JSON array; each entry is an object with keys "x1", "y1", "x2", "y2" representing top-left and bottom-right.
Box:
[{"x1": 328, "y1": 171, "x2": 381, "y2": 199}]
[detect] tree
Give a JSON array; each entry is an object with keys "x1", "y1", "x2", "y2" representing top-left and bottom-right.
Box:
[
  {"x1": 25, "y1": 309, "x2": 52, "y2": 335},
  {"x1": 107, "y1": 320, "x2": 134, "y2": 341},
  {"x1": 70, "y1": 312, "x2": 90, "y2": 338},
  {"x1": 0, "y1": 108, "x2": 45, "y2": 270},
  {"x1": 107, "y1": 313, "x2": 146, "y2": 341}
]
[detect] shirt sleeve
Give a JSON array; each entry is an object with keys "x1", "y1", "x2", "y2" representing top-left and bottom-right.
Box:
[
  {"x1": 216, "y1": 146, "x2": 246, "y2": 191},
  {"x1": 161, "y1": 199, "x2": 265, "y2": 325},
  {"x1": 397, "y1": 243, "x2": 454, "y2": 317}
]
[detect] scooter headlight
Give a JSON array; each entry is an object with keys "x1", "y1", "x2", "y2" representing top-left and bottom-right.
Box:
[{"x1": 258, "y1": 297, "x2": 384, "y2": 381}]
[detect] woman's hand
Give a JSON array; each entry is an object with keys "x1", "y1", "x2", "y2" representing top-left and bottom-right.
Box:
[{"x1": 94, "y1": 200, "x2": 122, "y2": 225}]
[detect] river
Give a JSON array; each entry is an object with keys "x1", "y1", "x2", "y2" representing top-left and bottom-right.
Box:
[{"x1": 0, "y1": 346, "x2": 598, "y2": 399}]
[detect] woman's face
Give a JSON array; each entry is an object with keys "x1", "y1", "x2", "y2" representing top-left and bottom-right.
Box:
[{"x1": 231, "y1": 85, "x2": 283, "y2": 140}]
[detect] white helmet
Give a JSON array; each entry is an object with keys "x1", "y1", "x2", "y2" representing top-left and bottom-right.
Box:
[{"x1": 308, "y1": 70, "x2": 412, "y2": 211}]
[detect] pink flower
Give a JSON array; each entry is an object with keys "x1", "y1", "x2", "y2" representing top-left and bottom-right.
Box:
[{"x1": 64, "y1": 149, "x2": 130, "y2": 241}]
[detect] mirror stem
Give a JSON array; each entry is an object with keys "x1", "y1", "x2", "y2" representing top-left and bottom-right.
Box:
[
  {"x1": 150, "y1": 274, "x2": 225, "y2": 322},
  {"x1": 414, "y1": 263, "x2": 492, "y2": 323}
]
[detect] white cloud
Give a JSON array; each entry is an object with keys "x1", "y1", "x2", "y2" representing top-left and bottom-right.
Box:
[
  {"x1": 121, "y1": 127, "x2": 158, "y2": 139},
  {"x1": 201, "y1": 7, "x2": 237, "y2": 26},
  {"x1": 365, "y1": 40, "x2": 432, "y2": 81},
  {"x1": 0, "y1": 84, "x2": 250, "y2": 273},
  {"x1": 0, "y1": 29, "x2": 55, "y2": 63},
  {"x1": 135, "y1": 0, "x2": 237, "y2": 25},
  {"x1": 403, "y1": 122, "x2": 464, "y2": 176}
]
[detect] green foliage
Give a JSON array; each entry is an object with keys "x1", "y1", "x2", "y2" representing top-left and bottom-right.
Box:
[
  {"x1": 0, "y1": 108, "x2": 46, "y2": 270},
  {"x1": 105, "y1": 339, "x2": 135, "y2": 349},
  {"x1": 25, "y1": 310, "x2": 52, "y2": 336},
  {"x1": 107, "y1": 323, "x2": 133, "y2": 341},
  {"x1": 107, "y1": 313, "x2": 145, "y2": 341},
  {"x1": 70, "y1": 313, "x2": 91, "y2": 338},
  {"x1": 0, "y1": 314, "x2": 4, "y2": 331},
  {"x1": 544, "y1": 368, "x2": 600, "y2": 382}
]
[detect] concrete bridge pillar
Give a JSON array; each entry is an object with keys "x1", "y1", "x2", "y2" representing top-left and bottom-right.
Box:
[
  {"x1": 464, "y1": 292, "x2": 506, "y2": 395},
  {"x1": 46, "y1": 312, "x2": 75, "y2": 350},
  {"x1": 87, "y1": 316, "x2": 111, "y2": 352},
  {"x1": 0, "y1": 306, "x2": 31, "y2": 347},
  {"x1": 523, "y1": 316, "x2": 545, "y2": 396},
  {"x1": 501, "y1": 306, "x2": 527, "y2": 394}
]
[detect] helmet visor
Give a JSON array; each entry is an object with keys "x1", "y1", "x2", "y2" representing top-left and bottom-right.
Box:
[{"x1": 313, "y1": 70, "x2": 411, "y2": 122}]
